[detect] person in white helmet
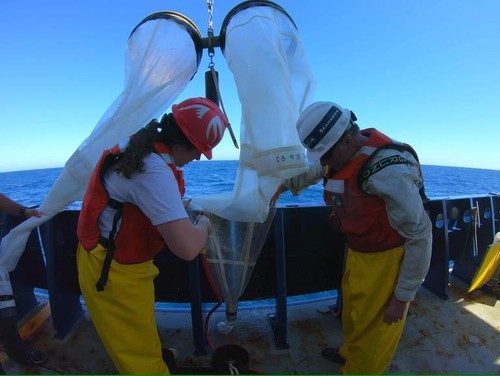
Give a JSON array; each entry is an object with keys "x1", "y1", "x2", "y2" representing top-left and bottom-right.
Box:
[
  {"x1": 273, "y1": 101, "x2": 432, "y2": 374},
  {"x1": 76, "y1": 97, "x2": 227, "y2": 374}
]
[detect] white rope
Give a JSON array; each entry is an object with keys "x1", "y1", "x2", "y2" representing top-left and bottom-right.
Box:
[{"x1": 228, "y1": 362, "x2": 240, "y2": 375}]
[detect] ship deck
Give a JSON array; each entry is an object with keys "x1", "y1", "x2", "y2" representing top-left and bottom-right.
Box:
[{"x1": 1, "y1": 275, "x2": 499, "y2": 374}]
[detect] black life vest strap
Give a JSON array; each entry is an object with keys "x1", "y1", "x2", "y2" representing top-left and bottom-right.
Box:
[
  {"x1": 95, "y1": 245, "x2": 115, "y2": 292},
  {"x1": 94, "y1": 150, "x2": 125, "y2": 292},
  {"x1": 358, "y1": 144, "x2": 429, "y2": 202},
  {"x1": 95, "y1": 199, "x2": 123, "y2": 292}
]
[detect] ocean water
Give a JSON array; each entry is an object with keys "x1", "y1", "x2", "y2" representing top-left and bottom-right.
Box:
[
  {"x1": 0, "y1": 162, "x2": 499, "y2": 209},
  {"x1": 1, "y1": 162, "x2": 499, "y2": 311}
]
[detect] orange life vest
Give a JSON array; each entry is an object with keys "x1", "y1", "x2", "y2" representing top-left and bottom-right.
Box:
[
  {"x1": 323, "y1": 128, "x2": 424, "y2": 252},
  {"x1": 77, "y1": 143, "x2": 184, "y2": 290}
]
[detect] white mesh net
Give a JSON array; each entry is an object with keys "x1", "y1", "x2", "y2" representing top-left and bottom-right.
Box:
[
  {"x1": 193, "y1": 4, "x2": 315, "y2": 223},
  {"x1": 194, "y1": 3, "x2": 315, "y2": 331},
  {"x1": 0, "y1": 14, "x2": 201, "y2": 295}
]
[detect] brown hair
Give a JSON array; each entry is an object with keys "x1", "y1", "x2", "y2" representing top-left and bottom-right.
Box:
[{"x1": 115, "y1": 114, "x2": 195, "y2": 178}]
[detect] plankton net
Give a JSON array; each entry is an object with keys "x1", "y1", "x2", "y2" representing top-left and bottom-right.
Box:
[
  {"x1": 192, "y1": 1, "x2": 315, "y2": 333},
  {"x1": 0, "y1": 12, "x2": 204, "y2": 309}
]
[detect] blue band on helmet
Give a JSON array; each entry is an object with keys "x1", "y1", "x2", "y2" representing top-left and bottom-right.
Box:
[{"x1": 303, "y1": 105, "x2": 343, "y2": 149}]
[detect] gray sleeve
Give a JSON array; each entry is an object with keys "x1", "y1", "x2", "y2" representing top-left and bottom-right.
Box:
[
  {"x1": 283, "y1": 161, "x2": 325, "y2": 195},
  {"x1": 362, "y1": 149, "x2": 432, "y2": 302}
]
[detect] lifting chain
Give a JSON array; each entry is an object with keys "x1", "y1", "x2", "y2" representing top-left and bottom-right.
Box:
[
  {"x1": 205, "y1": 0, "x2": 239, "y2": 148},
  {"x1": 207, "y1": 0, "x2": 215, "y2": 68}
]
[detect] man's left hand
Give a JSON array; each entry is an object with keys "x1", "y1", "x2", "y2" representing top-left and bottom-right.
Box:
[{"x1": 384, "y1": 295, "x2": 409, "y2": 324}]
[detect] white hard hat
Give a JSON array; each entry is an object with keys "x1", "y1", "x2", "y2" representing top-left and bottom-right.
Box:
[{"x1": 296, "y1": 101, "x2": 352, "y2": 162}]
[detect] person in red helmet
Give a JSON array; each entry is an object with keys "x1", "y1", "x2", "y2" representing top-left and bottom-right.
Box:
[{"x1": 76, "y1": 97, "x2": 227, "y2": 374}]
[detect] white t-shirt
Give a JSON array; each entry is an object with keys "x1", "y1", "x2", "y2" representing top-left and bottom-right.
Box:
[{"x1": 98, "y1": 153, "x2": 188, "y2": 238}]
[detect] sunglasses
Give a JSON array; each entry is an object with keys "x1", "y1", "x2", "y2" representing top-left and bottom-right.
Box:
[
  {"x1": 319, "y1": 119, "x2": 356, "y2": 161},
  {"x1": 320, "y1": 145, "x2": 335, "y2": 161}
]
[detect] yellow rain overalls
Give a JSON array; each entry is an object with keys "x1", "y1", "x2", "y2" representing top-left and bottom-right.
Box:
[
  {"x1": 77, "y1": 244, "x2": 169, "y2": 374},
  {"x1": 339, "y1": 246, "x2": 407, "y2": 374}
]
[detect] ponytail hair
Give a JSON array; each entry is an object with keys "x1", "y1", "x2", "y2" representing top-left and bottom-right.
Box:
[
  {"x1": 158, "y1": 113, "x2": 195, "y2": 150},
  {"x1": 115, "y1": 113, "x2": 196, "y2": 178}
]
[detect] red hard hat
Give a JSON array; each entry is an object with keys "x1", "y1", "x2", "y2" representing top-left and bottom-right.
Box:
[{"x1": 172, "y1": 97, "x2": 228, "y2": 159}]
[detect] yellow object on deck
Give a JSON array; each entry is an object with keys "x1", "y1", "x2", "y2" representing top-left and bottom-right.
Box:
[
  {"x1": 18, "y1": 303, "x2": 52, "y2": 340},
  {"x1": 468, "y1": 241, "x2": 500, "y2": 293}
]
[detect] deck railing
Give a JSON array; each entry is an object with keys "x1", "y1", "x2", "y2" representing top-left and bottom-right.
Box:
[{"x1": 2, "y1": 194, "x2": 498, "y2": 350}]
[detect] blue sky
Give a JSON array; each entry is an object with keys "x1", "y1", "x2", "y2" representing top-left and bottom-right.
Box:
[{"x1": 1, "y1": 0, "x2": 499, "y2": 172}]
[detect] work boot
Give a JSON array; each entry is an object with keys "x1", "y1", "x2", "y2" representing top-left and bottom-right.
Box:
[
  {"x1": 0, "y1": 313, "x2": 47, "y2": 365},
  {"x1": 162, "y1": 347, "x2": 178, "y2": 372},
  {"x1": 321, "y1": 347, "x2": 346, "y2": 364}
]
